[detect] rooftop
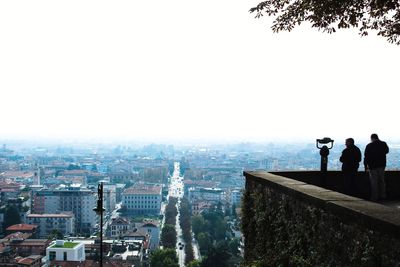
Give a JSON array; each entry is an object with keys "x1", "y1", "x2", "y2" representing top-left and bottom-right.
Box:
[
  {"x1": 123, "y1": 184, "x2": 162, "y2": 195},
  {"x1": 51, "y1": 241, "x2": 79, "y2": 249},
  {"x1": 4, "y1": 232, "x2": 32, "y2": 240},
  {"x1": 6, "y1": 224, "x2": 38, "y2": 232},
  {"x1": 27, "y1": 213, "x2": 74, "y2": 218}
]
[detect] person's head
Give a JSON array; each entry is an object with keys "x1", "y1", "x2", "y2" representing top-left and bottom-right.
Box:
[
  {"x1": 371, "y1": 133, "x2": 379, "y2": 142},
  {"x1": 345, "y1": 138, "x2": 354, "y2": 147}
]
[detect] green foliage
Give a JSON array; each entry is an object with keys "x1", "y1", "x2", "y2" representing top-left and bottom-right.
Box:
[
  {"x1": 185, "y1": 242, "x2": 195, "y2": 264},
  {"x1": 187, "y1": 260, "x2": 201, "y2": 267},
  {"x1": 250, "y1": 0, "x2": 400, "y2": 44},
  {"x1": 161, "y1": 224, "x2": 177, "y2": 248},
  {"x1": 150, "y1": 248, "x2": 179, "y2": 267},
  {"x1": 228, "y1": 238, "x2": 240, "y2": 256},
  {"x1": 179, "y1": 198, "x2": 195, "y2": 263},
  {"x1": 3, "y1": 206, "x2": 21, "y2": 230},
  {"x1": 202, "y1": 208, "x2": 227, "y2": 241},
  {"x1": 191, "y1": 215, "x2": 205, "y2": 236},
  {"x1": 200, "y1": 242, "x2": 232, "y2": 267},
  {"x1": 197, "y1": 232, "x2": 212, "y2": 252},
  {"x1": 48, "y1": 229, "x2": 64, "y2": 240},
  {"x1": 165, "y1": 197, "x2": 178, "y2": 225}
]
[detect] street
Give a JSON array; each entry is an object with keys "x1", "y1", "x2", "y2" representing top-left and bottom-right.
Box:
[{"x1": 169, "y1": 162, "x2": 185, "y2": 266}]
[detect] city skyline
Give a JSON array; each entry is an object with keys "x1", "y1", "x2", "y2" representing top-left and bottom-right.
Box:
[{"x1": 1, "y1": 0, "x2": 399, "y2": 144}]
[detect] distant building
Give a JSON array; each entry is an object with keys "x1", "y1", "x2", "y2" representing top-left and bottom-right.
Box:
[
  {"x1": 6, "y1": 224, "x2": 38, "y2": 238},
  {"x1": 31, "y1": 185, "x2": 97, "y2": 233},
  {"x1": 0, "y1": 181, "x2": 22, "y2": 201},
  {"x1": 137, "y1": 220, "x2": 160, "y2": 251},
  {"x1": 191, "y1": 201, "x2": 212, "y2": 216},
  {"x1": 122, "y1": 184, "x2": 162, "y2": 215},
  {"x1": 103, "y1": 184, "x2": 116, "y2": 212},
  {"x1": 46, "y1": 240, "x2": 85, "y2": 262},
  {"x1": 15, "y1": 255, "x2": 43, "y2": 267},
  {"x1": 183, "y1": 180, "x2": 217, "y2": 196},
  {"x1": 0, "y1": 171, "x2": 35, "y2": 184},
  {"x1": 188, "y1": 187, "x2": 225, "y2": 203},
  {"x1": 230, "y1": 189, "x2": 242, "y2": 205},
  {"x1": 26, "y1": 213, "x2": 75, "y2": 238},
  {"x1": 115, "y1": 184, "x2": 126, "y2": 203},
  {"x1": 108, "y1": 217, "x2": 132, "y2": 238},
  {"x1": 0, "y1": 238, "x2": 51, "y2": 257}
]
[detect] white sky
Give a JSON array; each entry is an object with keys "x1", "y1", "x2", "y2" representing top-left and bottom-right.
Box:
[{"x1": 0, "y1": 0, "x2": 399, "y2": 144}]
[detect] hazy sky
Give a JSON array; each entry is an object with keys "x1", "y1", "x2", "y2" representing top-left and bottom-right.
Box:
[{"x1": 1, "y1": 0, "x2": 399, "y2": 144}]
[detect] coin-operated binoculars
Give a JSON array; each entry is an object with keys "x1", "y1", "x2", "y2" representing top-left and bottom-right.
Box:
[{"x1": 316, "y1": 137, "x2": 334, "y2": 186}]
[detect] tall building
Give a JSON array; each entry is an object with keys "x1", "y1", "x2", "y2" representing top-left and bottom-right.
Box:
[
  {"x1": 122, "y1": 184, "x2": 162, "y2": 215},
  {"x1": 26, "y1": 213, "x2": 75, "y2": 238},
  {"x1": 103, "y1": 183, "x2": 116, "y2": 213},
  {"x1": 31, "y1": 185, "x2": 97, "y2": 233}
]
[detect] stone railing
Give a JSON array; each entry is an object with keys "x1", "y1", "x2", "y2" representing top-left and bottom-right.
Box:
[{"x1": 241, "y1": 171, "x2": 400, "y2": 266}]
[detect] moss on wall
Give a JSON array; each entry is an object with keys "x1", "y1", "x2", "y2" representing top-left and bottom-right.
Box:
[{"x1": 241, "y1": 177, "x2": 400, "y2": 267}]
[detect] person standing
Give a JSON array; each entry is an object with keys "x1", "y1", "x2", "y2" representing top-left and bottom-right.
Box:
[
  {"x1": 364, "y1": 133, "x2": 389, "y2": 201},
  {"x1": 340, "y1": 138, "x2": 361, "y2": 196}
]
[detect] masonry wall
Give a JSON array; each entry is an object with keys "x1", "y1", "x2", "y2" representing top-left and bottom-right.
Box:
[
  {"x1": 242, "y1": 171, "x2": 400, "y2": 267},
  {"x1": 270, "y1": 170, "x2": 400, "y2": 200}
]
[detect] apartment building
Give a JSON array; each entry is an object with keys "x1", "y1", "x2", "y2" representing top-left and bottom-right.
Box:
[
  {"x1": 31, "y1": 185, "x2": 97, "y2": 233},
  {"x1": 26, "y1": 213, "x2": 75, "y2": 238},
  {"x1": 122, "y1": 184, "x2": 162, "y2": 215}
]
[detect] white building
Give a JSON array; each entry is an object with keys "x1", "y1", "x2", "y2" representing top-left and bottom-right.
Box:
[
  {"x1": 122, "y1": 184, "x2": 162, "y2": 215},
  {"x1": 26, "y1": 213, "x2": 75, "y2": 238},
  {"x1": 188, "y1": 187, "x2": 225, "y2": 203},
  {"x1": 46, "y1": 240, "x2": 85, "y2": 262},
  {"x1": 230, "y1": 189, "x2": 242, "y2": 205}
]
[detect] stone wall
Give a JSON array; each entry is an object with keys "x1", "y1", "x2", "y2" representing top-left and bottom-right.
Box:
[
  {"x1": 270, "y1": 170, "x2": 400, "y2": 200},
  {"x1": 242, "y1": 171, "x2": 400, "y2": 267}
]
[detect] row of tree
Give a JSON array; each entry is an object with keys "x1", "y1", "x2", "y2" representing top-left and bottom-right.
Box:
[
  {"x1": 161, "y1": 197, "x2": 178, "y2": 248},
  {"x1": 191, "y1": 203, "x2": 242, "y2": 266},
  {"x1": 150, "y1": 248, "x2": 179, "y2": 267},
  {"x1": 179, "y1": 198, "x2": 195, "y2": 264}
]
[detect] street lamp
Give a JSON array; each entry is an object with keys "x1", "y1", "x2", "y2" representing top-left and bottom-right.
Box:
[
  {"x1": 93, "y1": 182, "x2": 105, "y2": 267},
  {"x1": 316, "y1": 137, "x2": 334, "y2": 186}
]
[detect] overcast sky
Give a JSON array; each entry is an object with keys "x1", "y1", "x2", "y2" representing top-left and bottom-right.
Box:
[{"x1": 0, "y1": 0, "x2": 399, "y2": 144}]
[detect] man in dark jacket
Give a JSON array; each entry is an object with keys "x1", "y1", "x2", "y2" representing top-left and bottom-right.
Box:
[
  {"x1": 364, "y1": 133, "x2": 389, "y2": 201},
  {"x1": 340, "y1": 138, "x2": 361, "y2": 196}
]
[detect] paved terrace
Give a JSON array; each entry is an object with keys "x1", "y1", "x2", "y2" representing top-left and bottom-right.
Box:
[{"x1": 242, "y1": 170, "x2": 400, "y2": 266}]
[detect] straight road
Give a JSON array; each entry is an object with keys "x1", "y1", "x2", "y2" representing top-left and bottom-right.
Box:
[{"x1": 168, "y1": 162, "x2": 185, "y2": 266}]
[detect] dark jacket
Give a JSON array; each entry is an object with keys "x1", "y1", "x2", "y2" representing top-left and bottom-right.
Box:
[
  {"x1": 364, "y1": 140, "x2": 389, "y2": 169},
  {"x1": 340, "y1": 145, "x2": 361, "y2": 173}
]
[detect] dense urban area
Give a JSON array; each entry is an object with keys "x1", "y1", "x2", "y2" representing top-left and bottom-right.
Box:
[{"x1": 1, "y1": 140, "x2": 400, "y2": 266}]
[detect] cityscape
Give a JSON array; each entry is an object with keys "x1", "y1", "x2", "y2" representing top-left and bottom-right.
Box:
[
  {"x1": 0, "y1": 140, "x2": 400, "y2": 266},
  {"x1": 1, "y1": 0, "x2": 399, "y2": 266}
]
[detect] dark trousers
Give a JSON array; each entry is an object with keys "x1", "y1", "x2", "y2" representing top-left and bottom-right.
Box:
[{"x1": 343, "y1": 171, "x2": 357, "y2": 196}]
